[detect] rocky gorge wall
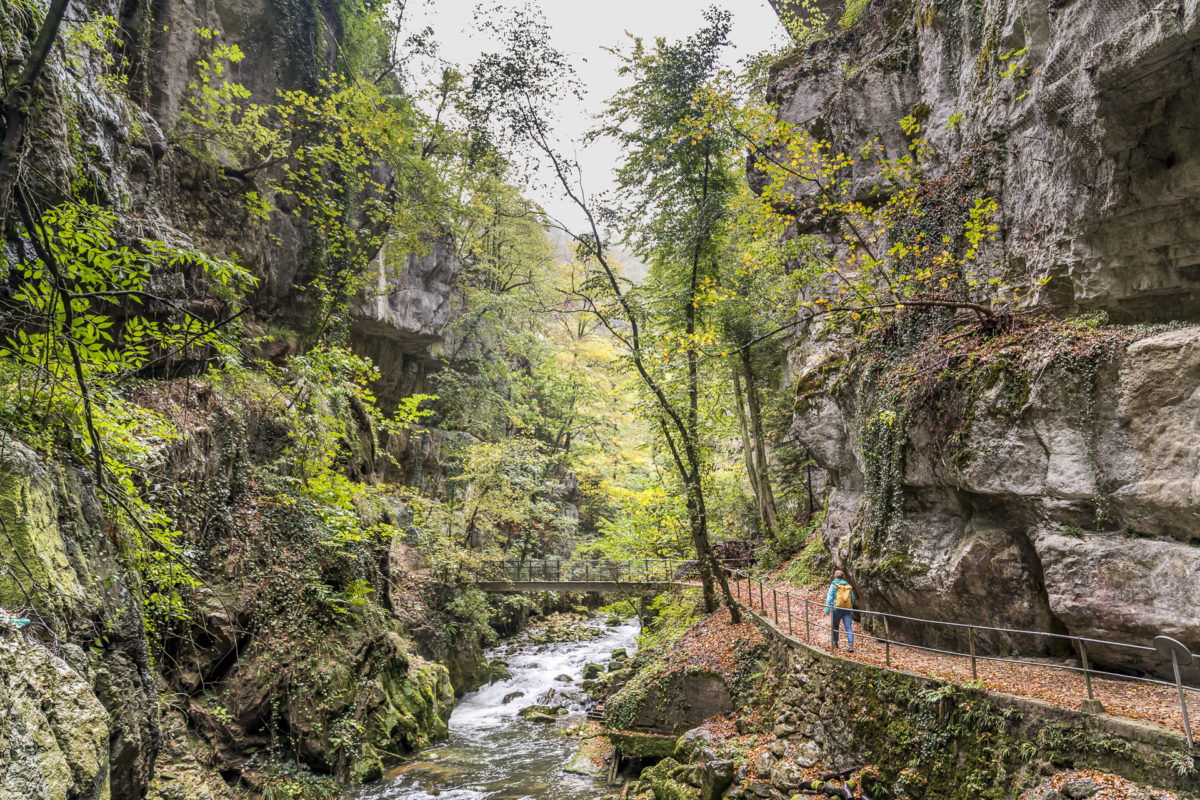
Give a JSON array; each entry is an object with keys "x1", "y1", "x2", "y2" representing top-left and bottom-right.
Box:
[
  {"x1": 770, "y1": 0, "x2": 1200, "y2": 669},
  {"x1": 0, "y1": 438, "x2": 159, "y2": 800},
  {"x1": 0, "y1": 0, "x2": 478, "y2": 796}
]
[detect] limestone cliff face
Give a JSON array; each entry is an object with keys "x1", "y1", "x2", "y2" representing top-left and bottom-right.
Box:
[
  {"x1": 769, "y1": 0, "x2": 1200, "y2": 667},
  {"x1": 769, "y1": 0, "x2": 1200, "y2": 321},
  {"x1": 0, "y1": 0, "x2": 467, "y2": 796},
  {"x1": 351, "y1": 239, "x2": 464, "y2": 411},
  {"x1": 19, "y1": 0, "x2": 460, "y2": 359},
  {"x1": 0, "y1": 628, "x2": 111, "y2": 800},
  {"x1": 0, "y1": 439, "x2": 159, "y2": 799}
]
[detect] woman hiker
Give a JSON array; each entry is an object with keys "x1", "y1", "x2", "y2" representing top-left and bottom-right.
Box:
[{"x1": 823, "y1": 570, "x2": 855, "y2": 652}]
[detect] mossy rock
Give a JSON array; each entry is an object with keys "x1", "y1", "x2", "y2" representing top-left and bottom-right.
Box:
[
  {"x1": 518, "y1": 704, "x2": 567, "y2": 723},
  {"x1": 582, "y1": 662, "x2": 605, "y2": 680},
  {"x1": 226, "y1": 625, "x2": 452, "y2": 783},
  {"x1": 638, "y1": 756, "x2": 701, "y2": 800},
  {"x1": 487, "y1": 660, "x2": 512, "y2": 683},
  {"x1": 608, "y1": 730, "x2": 679, "y2": 760},
  {"x1": 0, "y1": 630, "x2": 110, "y2": 800},
  {"x1": 0, "y1": 441, "x2": 88, "y2": 616},
  {"x1": 355, "y1": 651, "x2": 454, "y2": 780}
]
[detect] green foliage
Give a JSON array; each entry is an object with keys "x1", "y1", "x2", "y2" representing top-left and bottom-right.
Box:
[
  {"x1": 775, "y1": 0, "x2": 832, "y2": 47},
  {"x1": 840, "y1": 0, "x2": 872, "y2": 29},
  {"x1": 409, "y1": 435, "x2": 577, "y2": 560},
  {"x1": 592, "y1": 485, "x2": 690, "y2": 561},
  {"x1": 0, "y1": 200, "x2": 255, "y2": 633},
  {"x1": 777, "y1": 512, "x2": 830, "y2": 588},
  {"x1": 259, "y1": 760, "x2": 341, "y2": 800},
  {"x1": 605, "y1": 589, "x2": 703, "y2": 730},
  {"x1": 1167, "y1": 751, "x2": 1195, "y2": 778},
  {"x1": 177, "y1": 27, "x2": 445, "y2": 345}
]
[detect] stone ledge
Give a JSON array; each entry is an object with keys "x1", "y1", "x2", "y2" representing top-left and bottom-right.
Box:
[{"x1": 736, "y1": 601, "x2": 1199, "y2": 791}]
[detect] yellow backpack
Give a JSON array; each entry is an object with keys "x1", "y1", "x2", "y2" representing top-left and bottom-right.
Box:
[{"x1": 834, "y1": 582, "x2": 853, "y2": 609}]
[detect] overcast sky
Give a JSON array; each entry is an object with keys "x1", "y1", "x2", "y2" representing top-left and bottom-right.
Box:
[{"x1": 404, "y1": 0, "x2": 788, "y2": 227}]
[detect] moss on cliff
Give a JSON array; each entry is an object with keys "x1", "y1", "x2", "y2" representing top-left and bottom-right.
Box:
[
  {"x1": 0, "y1": 629, "x2": 111, "y2": 800},
  {"x1": 0, "y1": 443, "x2": 87, "y2": 616}
]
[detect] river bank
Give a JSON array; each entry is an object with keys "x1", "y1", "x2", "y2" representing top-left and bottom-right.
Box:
[{"x1": 352, "y1": 616, "x2": 638, "y2": 800}]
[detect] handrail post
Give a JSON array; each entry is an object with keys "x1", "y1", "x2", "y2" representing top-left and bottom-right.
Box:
[
  {"x1": 883, "y1": 615, "x2": 891, "y2": 669},
  {"x1": 969, "y1": 627, "x2": 978, "y2": 681},
  {"x1": 773, "y1": 587, "x2": 779, "y2": 625},
  {"x1": 1078, "y1": 640, "x2": 1106, "y2": 715},
  {"x1": 644, "y1": 557, "x2": 649, "y2": 583},
  {"x1": 758, "y1": 580, "x2": 765, "y2": 611},
  {"x1": 1171, "y1": 650, "x2": 1194, "y2": 749},
  {"x1": 787, "y1": 592, "x2": 793, "y2": 636},
  {"x1": 1081, "y1": 641, "x2": 1094, "y2": 701},
  {"x1": 805, "y1": 599, "x2": 811, "y2": 643}
]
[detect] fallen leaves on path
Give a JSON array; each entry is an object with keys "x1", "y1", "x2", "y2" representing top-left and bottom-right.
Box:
[{"x1": 729, "y1": 578, "x2": 1200, "y2": 737}]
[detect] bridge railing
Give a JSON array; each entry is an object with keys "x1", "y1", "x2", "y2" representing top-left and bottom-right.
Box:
[
  {"x1": 478, "y1": 557, "x2": 758, "y2": 585},
  {"x1": 721, "y1": 566, "x2": 1198, "y2": 746},
  {"x1": 479, "y1": 557, "x2": 734, "y2": 584}
]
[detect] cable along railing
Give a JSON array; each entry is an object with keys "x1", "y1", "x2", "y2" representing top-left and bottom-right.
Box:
[
  {"x1": 722, "y1": 566, "x2": 1198, "y2": 748},
  {"x1": 477, "y1": 558, "x2": 1197, "y2": 745}
]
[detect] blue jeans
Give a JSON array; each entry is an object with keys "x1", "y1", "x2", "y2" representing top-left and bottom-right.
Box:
[{"x1": 831, "y1": 608, "x2": 853, "y2": 649}]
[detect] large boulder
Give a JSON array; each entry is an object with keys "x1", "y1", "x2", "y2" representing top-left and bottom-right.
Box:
[
  {"x1": 606, "y1": 670, "x2": 733, "y2": 735},
  {"x1": 222, "y1": 626, "x2": 453, "y2": 782}
]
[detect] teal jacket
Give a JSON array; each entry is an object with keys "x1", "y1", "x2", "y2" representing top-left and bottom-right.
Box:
[{"x1": 824, "y1": 579, "x2": 855, "y2": 614}]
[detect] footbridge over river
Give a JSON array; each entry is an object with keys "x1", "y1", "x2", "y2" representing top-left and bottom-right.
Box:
[{"x1": 476, "y1": 558, "x2": 710, "y2": 593}]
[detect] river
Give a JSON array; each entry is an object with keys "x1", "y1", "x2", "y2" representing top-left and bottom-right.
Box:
[{"x1": 352, "y1": 618, "x2": 639, "y2": 800}]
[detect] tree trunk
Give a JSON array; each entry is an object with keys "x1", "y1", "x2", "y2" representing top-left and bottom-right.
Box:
[
  {"x1": 733, "y1": 362, "x2": 774, "y2": 540},
  {"x1": 691, "y1": 466, "x2": 741, "y2": 624},
  {"x1": 742, "y1": 349, "x2": 778, "y2": 537},
  {"x1": 684, "y1": 486, "x2": 717, "y2": 611}
]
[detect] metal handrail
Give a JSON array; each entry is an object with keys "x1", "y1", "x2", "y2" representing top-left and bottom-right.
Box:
[
  {"x1": 474, "y1": 557, "x2": 1198, "y2": 737},
  {"x1": 722, "y1": 566, "x2": 1198, "y2": 745},
  {"x1": 715, "y1": 566, "x2": 1176, "y2": 671}
]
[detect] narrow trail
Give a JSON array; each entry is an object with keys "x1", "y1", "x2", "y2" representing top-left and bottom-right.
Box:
[{"x1": 727, "y1": 578, "x2": 1199, "y2": 737}]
